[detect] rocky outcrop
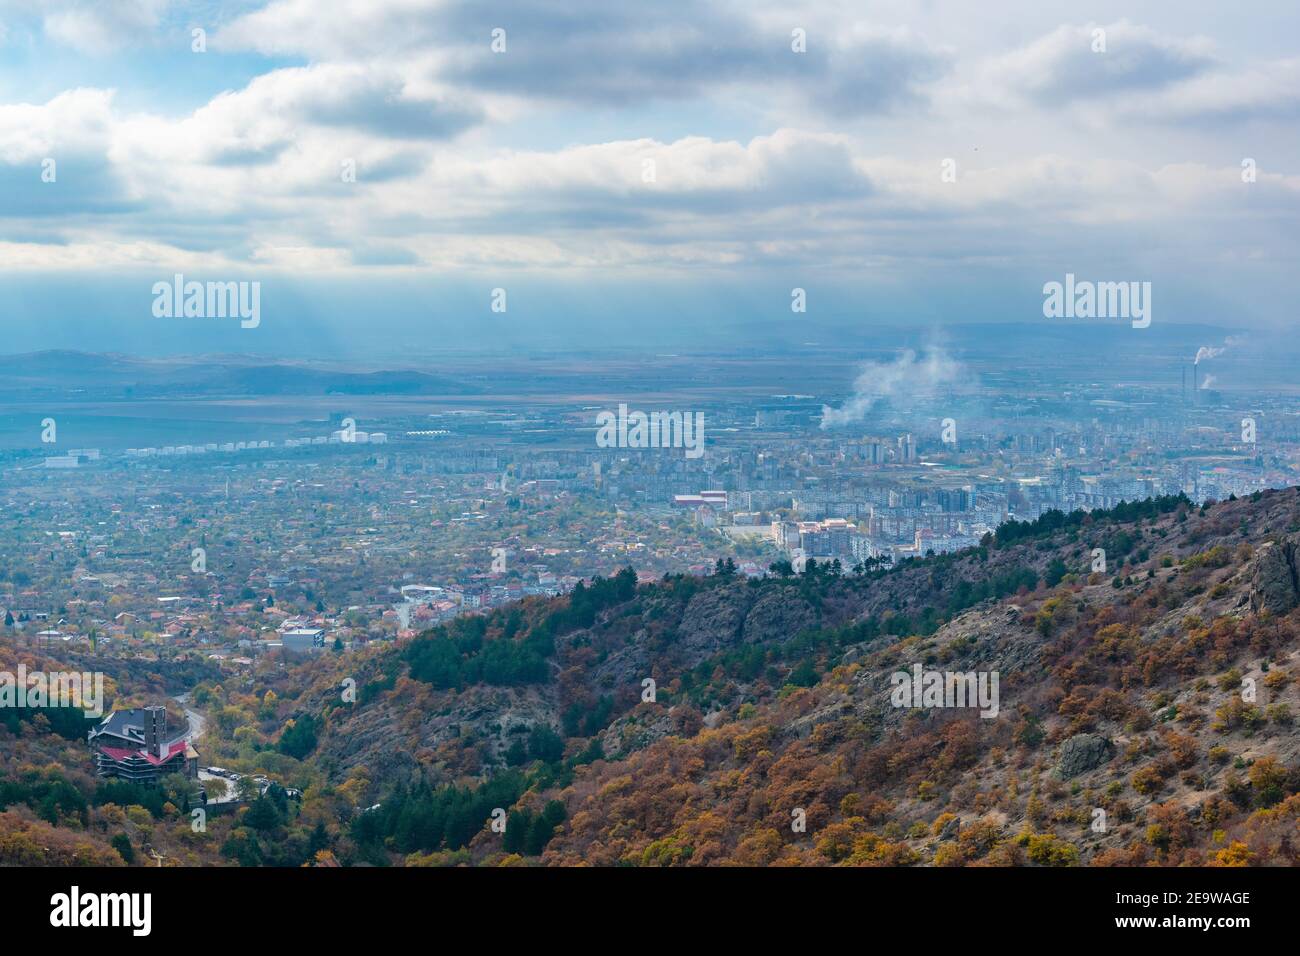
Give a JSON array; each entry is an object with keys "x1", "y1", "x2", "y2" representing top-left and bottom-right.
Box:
[
  {"x1": 1055, "y1": 733, "x2": 1113, "y2": 779},
  {"x1": 601, "y1": 709, "x2": 677, "y2": 759},
  {"x1": 937, "y1": 815, "x2": 961, "y2": 841},
  {"x1": 586, "y1": 627, "x2": 654, "y2": 688},
  {"x1": 676, "y1": 586, "x2": 750, "y2": 656},
  {"x1": 600, "y1": 704, "x2": 706, "y2": 759},
  {"x1": 741, "y1": 590, "x2": 817, "y2": 644},
  {"x1": 1251, "y1": 539, "x2": 1300, "y2": 614},
  {"x1": 786, "y1": 697, "x2": 853, "y2": 740},
  {"x1": 319, "y1": 684, "x2": 557, "y2": 782}
]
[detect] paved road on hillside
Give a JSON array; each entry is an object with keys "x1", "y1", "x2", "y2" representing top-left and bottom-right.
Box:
[{"x1": 171, "y1": 693, "x2": 205, "y2": 742}]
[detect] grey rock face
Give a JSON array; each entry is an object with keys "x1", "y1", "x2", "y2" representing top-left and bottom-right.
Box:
[
  {"x1": 1055, "y1": 733, "x2": 1113, "y2": 779},
  {"x1": 1251, "y1": 540, "x2": 1300, "y2": 614},
  {"x1": 741, "y1": 589, "x2": 818, "y2": 645},
  {"x1": 676, "y1": 586, "x2": 750, "y2": 656}
]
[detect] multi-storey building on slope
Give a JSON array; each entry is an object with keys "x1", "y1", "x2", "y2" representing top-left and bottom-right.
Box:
[{"x1": 87, "y1": 705, "x2": 198, "y2": 782}]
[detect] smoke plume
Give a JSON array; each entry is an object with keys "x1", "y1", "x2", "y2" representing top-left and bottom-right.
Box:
[{"x1": 821, "y1": 348, "x2": 965, "y2": 429}]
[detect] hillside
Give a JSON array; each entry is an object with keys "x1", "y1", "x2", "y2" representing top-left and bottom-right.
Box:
[
  {"x1": 4, "y1": 489, "x2": 1300, "y2": 867},
  {"x1": 227, "y1": 488, "x2": 1300, "y2": 866}
]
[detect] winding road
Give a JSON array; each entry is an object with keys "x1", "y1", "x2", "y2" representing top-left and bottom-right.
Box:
[{"x1": 171, "y1": 693, "x2": 205, "y2": 742}]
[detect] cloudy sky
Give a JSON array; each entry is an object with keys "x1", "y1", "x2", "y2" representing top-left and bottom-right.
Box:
[{"x1": 0, "y1": 0, "x2": 1297, "y2": 356}]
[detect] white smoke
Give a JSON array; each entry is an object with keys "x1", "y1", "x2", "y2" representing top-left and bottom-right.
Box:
[
  {"x1": 821, "y1": 348, "x2": 965, "y2": 429},
  {"x1": 1193, "y1": 337, "x2": 1242, "y2": 387}
]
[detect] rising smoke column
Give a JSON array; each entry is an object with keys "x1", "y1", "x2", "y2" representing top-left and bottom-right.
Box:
[
  {"x1": 1193, "y1": 339, "x2": 1239, "y2": 389},
  {"x1": 820, "y1": 348, "x2": 966, "y2": 429}
]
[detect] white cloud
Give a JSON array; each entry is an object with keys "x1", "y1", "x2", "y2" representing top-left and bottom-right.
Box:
[
  {"x1": 217, "y1": 0, "x2": 948, "y2": 115},
  {"x1": 0, "y1": 5, "x2": 1297, "y2": 283},
  {"x1": 40, "y1": 0, "x2": 170, "y2": 54},
  {"x1": 976, "y1": 20, "x2": 1215, "y2": 108},
  {"x1": 7, "y1": 97, "x2": 1294, "y2": 275},
  {"x1": 0, "y1": 87, "x2": 116, "y2": 161},
  {"x1": 1116, "y1": 57, "x2": 1300, "y2": 122}
]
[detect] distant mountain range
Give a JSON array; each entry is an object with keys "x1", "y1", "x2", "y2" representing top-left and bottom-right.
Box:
[{"x1": 0, "y1": 351, "x2": 482, "y2": 399}]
